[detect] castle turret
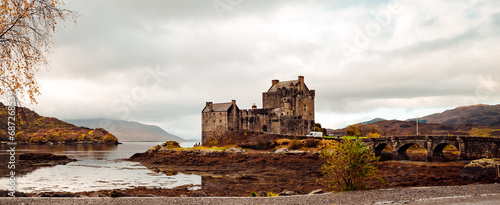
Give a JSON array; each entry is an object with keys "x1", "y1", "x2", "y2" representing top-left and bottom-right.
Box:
[{"x1": 206, "y1": 102, "x2": 213, "y2": 111}]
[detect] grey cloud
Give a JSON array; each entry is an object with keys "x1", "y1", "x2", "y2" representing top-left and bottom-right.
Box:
[{"x1": 28, "y1": 0, "x2": 500, "y2": 139}]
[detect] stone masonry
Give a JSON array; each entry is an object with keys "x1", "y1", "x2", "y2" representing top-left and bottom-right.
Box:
[{"x1": 202, "y1": 76, "x2": 315, "y2": 145}]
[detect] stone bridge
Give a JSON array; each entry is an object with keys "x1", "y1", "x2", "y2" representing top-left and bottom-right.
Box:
[{"x1": 360, "y1": 136, "x2": 500, "y2": 161}]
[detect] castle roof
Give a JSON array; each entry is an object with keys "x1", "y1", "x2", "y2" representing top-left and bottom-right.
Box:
[
  {"x1": 268, "y1": 80, "x2": 308, "y2": 92},
  {"x1": 202, "y1": 102, "x2": 233, "y2": 112}
]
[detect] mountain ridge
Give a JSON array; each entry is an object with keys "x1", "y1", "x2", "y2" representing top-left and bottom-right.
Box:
[
  {"x1": 65, "y1": 118, "x2": 185, "y2": 142},
  {"x1": 327, "y1": 104, "x2": 500, "y2": 136},
  {"x1": 419, "y1": 104, "x2": 500, "y2": 126},
  {"x1": 0, "y1": 102, "x2": 117, "y2": 143}
]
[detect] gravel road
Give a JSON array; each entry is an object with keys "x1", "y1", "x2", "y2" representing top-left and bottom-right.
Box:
[{"x1": 1, "y1": 183, "x2": 499, "y2": 205}]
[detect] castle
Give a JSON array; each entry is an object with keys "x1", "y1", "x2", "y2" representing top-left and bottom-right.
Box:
[{"x1": 201, "y1": 76, "x2": 315, "y2": 145}]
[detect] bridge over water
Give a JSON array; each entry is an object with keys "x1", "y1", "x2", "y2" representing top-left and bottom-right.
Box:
[{"x1": 360, "y1": 136, "x2": 500, "y2": 161}]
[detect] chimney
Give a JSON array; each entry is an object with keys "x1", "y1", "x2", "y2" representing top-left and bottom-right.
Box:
[
  {"x1": 272, "y1": 79, "x2": 279, "y2": 85},
  {"x1": 298, "y1": 76, "x2": 304, "y2": 84},
  {"x1": 231, "y1": 100, "x2": 236, "y2": 106},
  {"x1": 252, "y1": 103, "x2": 257, "y2": 109},
  {"x1": 206, "y1": 102, "x2": 213, "y2": 111}
]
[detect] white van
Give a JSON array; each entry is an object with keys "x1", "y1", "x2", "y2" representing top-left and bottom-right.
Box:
[{"x1": 306, "y1": 132, "x2": 323, "y2": 138}]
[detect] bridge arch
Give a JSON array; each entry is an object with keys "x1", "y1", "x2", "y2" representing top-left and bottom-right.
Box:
[
  {"x1": 374, "y1": 143, "x2": 394, "y2": 161},
  {"x1": 432, "y1": 143, "x2": 459, "y2": 161},
  {"x1": 397, "y1": 143, "x2": 415, "y2": 160},
  {"x1": 396, "y1": 143, "x2": 427, "y2": 161},
  {"x1": 361, "y1": 136, "x2": 500, "y2": 161}
]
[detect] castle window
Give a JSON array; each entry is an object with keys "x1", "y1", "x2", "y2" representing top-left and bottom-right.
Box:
[
  {"x1": 304, "y1": 104, "x2": 307, "y2": 111},
  {"x1": 262, "y1": 125, "x2": 267, "y2": 132},
  {"x1": 220, "y1": 120, "x2": 222, "y2": 123}
]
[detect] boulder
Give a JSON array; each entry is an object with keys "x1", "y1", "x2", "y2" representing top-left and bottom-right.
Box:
[
  {"x1": 0, "y1": 191, "x2": 27, "y2": 197},
  {"x1": 189, "y1": 190, "x2": 207, "y2": 197},
  {"x1": 225, "y1": 147, "x2": 246, "y2": 154},
  {"x1": 108, "y1": 190, "x2": 131, "y2": 197},
  {"x1": 257, "y1": 190, "x2": 268, "y2": 197},
  {"x1": 308, "y1": 189, "x2": 323, "y2": 195},
  {"x1": 278, "y1": 190, "x2": 296, "y2": 196},
  {"x1": 91, "y1": 191, "x2": 105, "y2": 197},
  {"x1": 275, "y1": 148, "x2": 289, "y2": 154},
  {"x1": 161, "y1": 141, "x2": 181, "y2": 149},
  {"x1": 148, "y1": 141, "x2": 181, "y2": 152},
  {"x1": 288, "y1": 150, "x2": 306, "y2": 155},
  {"x1": 147, "y1": 145, "x2": 161, "y2": 152},
  {"x1": 460, "y1": 158, "x2": 499, "y2": 179}
]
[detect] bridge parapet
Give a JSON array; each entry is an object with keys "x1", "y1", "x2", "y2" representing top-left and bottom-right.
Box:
[{"x1": 360, "y1": 136, "x2": 500, "y2": 161}]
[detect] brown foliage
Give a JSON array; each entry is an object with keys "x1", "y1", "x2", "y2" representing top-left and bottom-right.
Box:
[
  {"x1": 0, "y1": 0, "x2": 76, "y2": 103},
  {"x1": 304, "y1": 138, "x2": 320, "y2": 148},
  {"x1": 345, "y1": 123, "x2": 381, "y2": 137},
  {"x1": 345, "y1": 123, "x2": 363, "y2": 137},
  {"x1": 103, "y1": 133, "x2": 118, "y2": 143},
  {"x1": 288, "y1": 139, "x2": 304, "y2": 150}
]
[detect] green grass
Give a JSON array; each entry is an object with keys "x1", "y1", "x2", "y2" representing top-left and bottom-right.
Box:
[
  {"x1": 267, "y1": 192, "x2": 279, "y2": 197},
  {"x1": 340, "y1": 136, "x2": 367, "y2": 139}
]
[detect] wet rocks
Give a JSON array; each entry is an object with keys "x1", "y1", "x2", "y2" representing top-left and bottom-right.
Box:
[
  {"x1": 33, "y1": 192, "x2": 77, "y2": 197},
  {"x1": 288, "y1": 150, "x2": 306, "y2": 155},
  {"x1": 308, "y1": 189, "x2": 323, "y2": 195},
  {"x1": 274, "y1": 148, "x2": 289, "y2": 154},
  {"x1": 274, "y1": 148, "x2": 306, "y2": 154},
  {"x1": 91, "y1": 191, "x2": 106, "y2": 197},
  {"x1": 278, "y1": 190, "x2": 296, "y2": 196},
  {"x1": 147, "y1": 145, "x2": 162, "y2": 152},
  {"x1": 225, "y1": 147, "x2": 246, "y2": 154},
  {"x1": 0, "y1": 191, "x2": 28, "y2": 197},
  {"x1": 189, "y1": 190, "x2": 207, "y2": 197},
  {"x1": 147, "y1": 141, "x2": 181, "y2": 153},
  {"x1": 108, "y1": 190, "x2": 131, "y2": 197},
  {"x1": 460, "y1": 158, "x2": 499, "y2": 179}
]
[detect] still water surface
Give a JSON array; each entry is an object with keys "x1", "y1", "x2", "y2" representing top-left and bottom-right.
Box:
[{"x1": 0, "y1": 142, "x2": 201, "y2": 193}]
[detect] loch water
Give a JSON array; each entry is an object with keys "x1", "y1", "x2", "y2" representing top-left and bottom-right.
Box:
[{"x1": 0, "y1": 141, "x2": 201, "y2": 193}]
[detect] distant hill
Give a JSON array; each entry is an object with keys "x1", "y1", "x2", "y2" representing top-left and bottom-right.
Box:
[
  {"x1": 362, "y1": 118, "x2": 386, "y2": 125},
  {"x1": 65, "y1": 119, "x2": 185, "y2": 142},
  {"x1": 327, "y1": 104, "x2": 500, "y2": 137},
  {"x1": 0, "y1": 102, "x2": 117, "y2": 143},
  {"x1": 328, "y1": 119, "x2": 500, "y2": 137},
  {"x1": 419, "y1": 104, "x2": 500, "y2": 126}
]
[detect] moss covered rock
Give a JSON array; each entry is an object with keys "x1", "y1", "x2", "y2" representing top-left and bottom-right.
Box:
[{"x1": 460, "y1": 158, "x2": 499, "y2": 179}]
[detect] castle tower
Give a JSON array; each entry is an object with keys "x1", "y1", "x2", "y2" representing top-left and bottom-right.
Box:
[{"x1": 202, "y1": 76, "x2": 315, "y2": 145}]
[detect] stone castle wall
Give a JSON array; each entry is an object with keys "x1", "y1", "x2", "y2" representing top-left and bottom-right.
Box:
[{"x1": 202, "y1": 76, "x2": 315, "y2": 145}]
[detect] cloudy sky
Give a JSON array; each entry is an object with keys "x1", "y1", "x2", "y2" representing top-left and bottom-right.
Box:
[{"x1": 20, "y1": 0, "x2": 500, "y2": 140}]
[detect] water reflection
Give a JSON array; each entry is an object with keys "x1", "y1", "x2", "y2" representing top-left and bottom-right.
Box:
[{"x1": 0, "y1": 142, "x2": 201, "y2": 193}]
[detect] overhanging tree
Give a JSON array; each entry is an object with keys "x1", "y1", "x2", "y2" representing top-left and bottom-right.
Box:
[{"x1": 0, "y1": 0, "x2": 75, "y2": 103}]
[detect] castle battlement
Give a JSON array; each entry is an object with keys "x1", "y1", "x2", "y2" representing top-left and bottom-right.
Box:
[{"x1": 201, "y1": 76, "x2": 315, "y2": 145}]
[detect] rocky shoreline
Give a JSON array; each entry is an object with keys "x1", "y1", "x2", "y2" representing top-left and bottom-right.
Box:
[
  {"x1": 125, "y1": 148, "x2": 498, "y2": 197},
  {"x1": 2, "y1": 146, "x2": 498, "y2": 198},
  {"x1": 0, "y1": 141, "x2": 120, "y2": 145},
  {"x1": 1, "y1": 153, "x2": 76, "y2": 179}
]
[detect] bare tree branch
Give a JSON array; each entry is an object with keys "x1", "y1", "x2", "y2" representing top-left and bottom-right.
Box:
[{"x1": 0, "y1": 0, "x2": 76, "y2": 103}]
